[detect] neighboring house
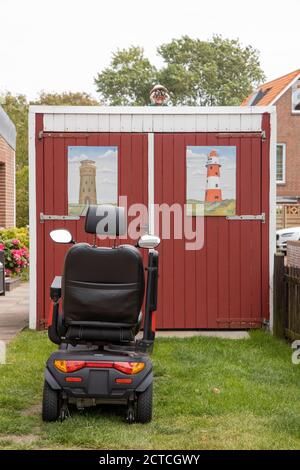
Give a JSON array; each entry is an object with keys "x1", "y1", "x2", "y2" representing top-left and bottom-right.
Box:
[
  {"x1": 0, "y1": 106, "x2": 16, "y2": 228},
  {"x1": 242, "y1": 69, "x2": 300, "y2": 203}
]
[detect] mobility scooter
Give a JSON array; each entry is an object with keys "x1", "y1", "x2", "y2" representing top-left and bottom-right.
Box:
[{"x1": 42, "y1": 205, "x2": 160, "y2": 423}]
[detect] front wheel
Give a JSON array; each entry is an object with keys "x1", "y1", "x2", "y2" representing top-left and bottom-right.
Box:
[
  {"x1": 136, "y1": 383, "x2": 153, "y2": 423},
  {"x1": 42, "y1": 380, "x2": 60, "y2": 422}
]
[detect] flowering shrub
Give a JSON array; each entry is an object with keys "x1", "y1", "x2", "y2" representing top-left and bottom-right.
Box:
[
  {"x1": 0, "y1": 238, "x2": 29, "y2": 278},
  {"x1": 0, "y1": 226, "x2": 29, "y2": 248}
]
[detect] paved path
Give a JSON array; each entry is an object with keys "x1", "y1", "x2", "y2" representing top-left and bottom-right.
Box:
[
  {"x1": 0, "y1": 283, "x2": 29, "y2": 343},
  {"x1": 154, "y1": 330, "x2": 249, "y2": 339}
]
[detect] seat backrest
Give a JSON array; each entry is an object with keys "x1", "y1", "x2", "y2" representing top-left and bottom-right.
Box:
[{"x1": 62, "y1": 243, "x2": 145, "y2": 326}]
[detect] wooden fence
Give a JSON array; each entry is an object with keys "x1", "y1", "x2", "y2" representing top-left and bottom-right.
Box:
[
  {"x1": 277, "y1": 204, "x2": 300, "y2": 230},
  {"x1": 273, "y1": 253, "x2": 300, "y2": 340}
]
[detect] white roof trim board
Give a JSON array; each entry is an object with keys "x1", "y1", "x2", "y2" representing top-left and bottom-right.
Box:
[
  {"x1": 0, "y1": 106, "x2": 16, "y2": 150},
  {"x1": 29, "y1": 105, "x2": 276, "y2": 133}
]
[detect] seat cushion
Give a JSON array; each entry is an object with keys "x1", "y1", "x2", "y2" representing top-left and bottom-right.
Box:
[
  {"x1": 62, "y1": 243, "x2": 145, "y2": 326},
  {"x1": 65, "y1": 325, "x2": 135, "y2": 343}
]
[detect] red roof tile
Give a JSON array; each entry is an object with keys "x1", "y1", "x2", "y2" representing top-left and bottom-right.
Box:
[{"x1": 242, "y1": 69, "x2": 300, "y2": 106}]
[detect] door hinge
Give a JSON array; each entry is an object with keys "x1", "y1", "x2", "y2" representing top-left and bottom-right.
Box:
[
  {"x1": 38, "y1": 131, "x2": 44, "y2": 140},
  {"x1": 226, "y1": 213, "x2": 265, "y2": 223},
  {"x1": 261, "y1": 130, "x2": 266, "y2": 141},
  {"x1": 40, "y1": 212, "x2": 80, "y2": 223}
]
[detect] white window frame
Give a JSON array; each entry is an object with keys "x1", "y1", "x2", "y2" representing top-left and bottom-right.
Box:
[{"x1": 276, "y1": 143, "x2": 286, "y2": 184}]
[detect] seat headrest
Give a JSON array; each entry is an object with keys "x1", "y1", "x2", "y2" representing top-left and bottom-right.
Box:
[{"x1": 85, "y1": 205, "x2": 126, "y2": 236}]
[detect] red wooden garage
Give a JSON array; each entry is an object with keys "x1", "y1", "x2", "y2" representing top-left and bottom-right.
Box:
[{"x1": 29, "y1": 106, "x2": 276, "y2": 330}]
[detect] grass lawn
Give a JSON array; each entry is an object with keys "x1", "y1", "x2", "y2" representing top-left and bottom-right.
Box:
[{"x1": 0, "y1": 329, "x2": 300, "y2": 450}]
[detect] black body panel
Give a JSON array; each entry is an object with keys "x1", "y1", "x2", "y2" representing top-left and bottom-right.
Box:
[{"x1": 45, "y1": 349, "x2": 152, "y2": 402}]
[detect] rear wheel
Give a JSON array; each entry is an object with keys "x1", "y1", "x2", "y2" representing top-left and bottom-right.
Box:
[
  {"x1": 42, "y1": 380, "x2": 60, "y2": 422},
  {"x1": 136, "y1": 383, "x2": 153, "y2": 423}
]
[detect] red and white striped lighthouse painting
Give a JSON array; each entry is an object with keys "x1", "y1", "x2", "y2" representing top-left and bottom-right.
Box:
[
  {"x1": 205, "y1": 149, "x2": 222, "y2": 202},
  {"x1": 186, "y1": 146, "x2": 236, "y2": 216}
]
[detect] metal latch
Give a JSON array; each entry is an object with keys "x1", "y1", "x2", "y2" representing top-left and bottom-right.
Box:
[
  {"x1": 226, "y1": 213, "x2": 265, "y2": 223},
  {"x1": 40, "y1": 213, "x2": 80, "y2": 223}
]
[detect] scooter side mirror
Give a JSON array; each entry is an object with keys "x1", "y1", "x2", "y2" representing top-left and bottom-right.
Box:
[
  {"x1": 138, "y1": 234, "x2": 160, "y2": 249},
  {"x1": 50, "y1": 229, "x2": 74, "y2": 244}
]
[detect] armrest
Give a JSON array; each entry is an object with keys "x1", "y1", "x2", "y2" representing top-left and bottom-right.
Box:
[
  {"x1": 140, "y1": 250, "x2": 159, "y2": 351},
  {"x1": 50, "y1": 276, "x2": 62, "y2": 301}
]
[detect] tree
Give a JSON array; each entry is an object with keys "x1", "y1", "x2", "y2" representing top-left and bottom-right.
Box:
[
  {"x1": 95, "y1": 47, "x2": 157, "y2": 105},
  {"x1": 95, "y1": 36, "x2": 265, "y2": 106},
  {"x1": 15, "y1": 165, "x2": 29, "y2": 227},
  {"x1": 1, "y1": 92, "x2": 28, "y2": 170},
  {"x1": 1, "y1": 91, "x2": 100, "y2": 227},
  {"x1": 1, "y1": 93, "x2": 29, "y2": 226},
  {"x1": 35, "y1": 91, "x2": 100, "y2": 106}
]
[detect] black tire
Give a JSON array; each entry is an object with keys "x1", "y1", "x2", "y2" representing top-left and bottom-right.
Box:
[
  {"x1": 136, "y1": 383, "x2": 153, "y2": 423},
  {"x1": 42, "y1": 380, "x2": 60, "y2": 422}
]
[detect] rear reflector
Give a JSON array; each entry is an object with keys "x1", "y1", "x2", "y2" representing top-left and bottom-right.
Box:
[
  {"x1": 54, "y1": 360, "x2": 85, "y2": 373},
  {"x1": 54, "y1": 359, "x2": 145, "y2": 375},
  {"x1": 65, "y1": 377, "x2": 82, "y2": 383},
  {"x1": 114, "y1": 362, "x2": 145, "y2": 374},
  {"x1": 85, "y1": 361, "x2": 114, "y2": 369},
  {"x1": 115, "y1": 378, "x2": 133, "y2": 384}
]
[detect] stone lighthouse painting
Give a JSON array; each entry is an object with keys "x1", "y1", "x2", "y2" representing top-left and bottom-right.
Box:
[
  {"x1": 186, "y1": 146, "x2": 236, "y2": 216},
  {"x1": 68, "y1": 146, "x2": 118, "y2": 215}
]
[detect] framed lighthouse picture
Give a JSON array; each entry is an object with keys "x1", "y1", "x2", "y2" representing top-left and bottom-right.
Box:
[
  {"x1": 68, "y1": 146, "x2": 118, "y2": 215},
  {"x1": 186, "y1": 146, "x2": 236, "y2": 216}
]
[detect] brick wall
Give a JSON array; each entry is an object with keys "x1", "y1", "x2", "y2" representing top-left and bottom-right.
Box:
[
  {"x1": 276, "y1": 87, "x2": 300, "y2": 199},
  {"x1": 0, "y1": 135, "x2": 15, "y2": 228}
]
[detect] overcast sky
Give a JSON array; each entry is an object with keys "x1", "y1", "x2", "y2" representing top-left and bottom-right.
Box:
[{"x1": 1, "y1": 0, "x2": 299, "y2": 101}]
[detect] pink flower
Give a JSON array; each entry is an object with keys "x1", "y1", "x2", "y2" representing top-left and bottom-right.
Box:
[
  {"x1": 12, "y1": 239, "x2": 20, "y2": 245},
  {"x1": 5, "y1": 269, "x2": 11, "y2": 277},
  {"x1": 11, "y1": 250, "x2": 21, "y2": 260},
  {"x1": 0, "y1": 243, "x2": 4, "y2": 251}
]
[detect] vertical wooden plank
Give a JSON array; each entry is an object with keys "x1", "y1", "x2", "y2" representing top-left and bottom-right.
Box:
[
  {"x1": 43, "y1": 136, "x2": 54, "y2": 324},
  {"x1": 239, "y1": 137, "x2": 252, "y2": 324},
  {"x1": 183, "y1": 134, "x2": 197, "y2": 328},
  {"x1": 98, "y1": 115, "x2": 109, "y2": 132},
  {"x1": 35, "y1": 114, "x2": 45, "y2": 328},
  {"x1": 71, "y1": 135, "x2": 88, "y2": 246},
  {"x1": 261, "y1": 113, "x2": 271, "y2": 321},
  {"x1": 109, "y1": 115, "x2": 121, "y2": 132},
  {"x1": 161, "y1": 134, "x2": 175, "y2": 327},
  {"x1": 228, "y1": 136, "x2": 241, "y2": 326},
  {"x1": 172, "y1": 134, "x2": 186, "y2": 328},
  {"x1": 120, "y1": 115, "x2": 132, "y2": 132},
  {"x1": 64, "y1": 135, "x2": 79, "y2": 245},
  {"x1": 154, "y1": 134, "x2": 164, "y2": 328},
  {"x1": 52, "y1": 135, "x2": 68, "y2": 286},
  {"x1": 196, "y1": 115, "x2": 208, "y2": 132},
  {"x1": 205, "y1": 134, "x2": 220, "y2": 328},
  {"x1": 250, "y1": 136, "x2": 262, "y2": 324},
  {"x1": 194, "y1": 133, "x2": 208, "y2": 328},
  {"x1": 53, "y1": 114, "x2": 64, "y2": 132},
  {"x1": 215, "y1": 135, "x2": 230, "y2": 327}
]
